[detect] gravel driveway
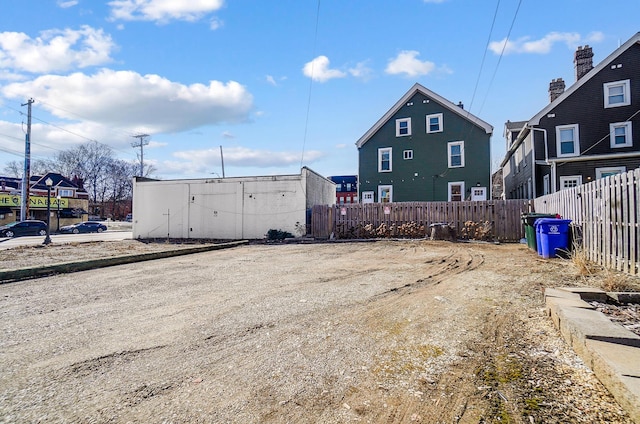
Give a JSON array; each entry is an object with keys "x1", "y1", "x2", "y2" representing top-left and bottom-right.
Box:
[{"x1": 0, "y1": 240, "x2": 633, "y2": 423}]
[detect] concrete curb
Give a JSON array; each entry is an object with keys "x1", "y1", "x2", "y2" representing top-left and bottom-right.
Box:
[
  {"x1": 0, "y1": 240, "x2": 248, "y2": 284},
  {"x1": 545, "y1": 287, "x2": 640, "y2": 423}
]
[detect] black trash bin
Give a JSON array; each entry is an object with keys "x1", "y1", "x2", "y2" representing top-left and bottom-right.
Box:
[{"x1": 521, "y1": 213, "x2": 556, "y2": 250}]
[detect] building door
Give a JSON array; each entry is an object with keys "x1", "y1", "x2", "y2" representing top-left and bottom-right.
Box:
[
  {"x1": 470, "y1": 187, "x2": 486, "y2": 201},
  {"x1": 448, "y1": 182, "x2": 465, "y2": 201},
  {"x1": 378, "y1": 185, "x2": 393, "y2": 203}
]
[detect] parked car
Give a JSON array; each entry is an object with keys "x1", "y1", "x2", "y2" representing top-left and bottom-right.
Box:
[
  {"x1": 0, "y1": 220, "x2": 48, "y2": 238},
  {"x1": 59, "y1": 221, "x2": 107, "y2": 234}
]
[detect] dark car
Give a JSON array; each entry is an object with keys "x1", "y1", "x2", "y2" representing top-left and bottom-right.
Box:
[
  {"x1": 59, "y1": 221, "x2": 108, "y2": 234},
  {"x1": 0, "y1": 220, "x2": 48, "y2": 238}
]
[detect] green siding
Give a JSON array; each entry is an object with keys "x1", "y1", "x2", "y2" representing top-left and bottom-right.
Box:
[{"x1": 358, "y1": 91, "x2": 491, "y2": 201}]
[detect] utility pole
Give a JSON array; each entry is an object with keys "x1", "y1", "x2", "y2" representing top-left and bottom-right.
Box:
[
  {"x1": 220, "y1": 145, "x2": 225, "y2": 178},
  {"x1": 21, "y1": 98, "x2": 34, "y2": 221},
  {"x1": 131, "y1": 134, "x2": 149, "y2": 176}
]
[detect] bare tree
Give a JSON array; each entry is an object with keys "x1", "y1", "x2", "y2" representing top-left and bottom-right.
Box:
[{"x1": 3, "y1": 159, "x2": 54, "y2": 178}]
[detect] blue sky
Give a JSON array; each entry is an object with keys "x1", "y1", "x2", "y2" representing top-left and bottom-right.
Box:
[{"x1": 0, "y1": 0, "x2": 639, "y2": 180}]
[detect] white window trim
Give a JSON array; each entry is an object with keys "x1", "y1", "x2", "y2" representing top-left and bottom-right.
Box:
[
  {"x1": 395, "y1": 118, "x2": 412, "y2": 137},
  {"x1": 403, "y1": 149, "x2": 413, "y2": 160},
  {"x1": 378, "y1": 185, "x2": 393, "y2": 203},
  {"x1": 378, "y1": 147, "x2": 392, "y2": 173},
  {"x1": 609, "y1": 121, "x2": 633, "y2": 148},
  {"x1": 543, "y1": 174, "x2": 550, "y2": 195},
  {"x1": 58, "y1": 189, "x2": 74, "y2": 197},
  {"x1": 559, "y1": 175, "x2": 582, "y2": 190},
  {"x1": 448, "y1": 181, "x2": 465, "y2": 202},
  {"x1": 596, "y1": 166, "x2": 626, "y2": 179},
  {"x1": 361, "y1": 191, "x2": 374, "y2": 204},
  {"x1": 426, "y1": 113, "x2": 443, "y2": 133},
  {"x1": 604, "y1": 79, "x2": 631, "y2": 108},
  {"x1": 555, "y1": 124, "x2": 580, "y2": 158},
  {"x1": 447, "y1": 141, "x2": 465, "y2": 168}
]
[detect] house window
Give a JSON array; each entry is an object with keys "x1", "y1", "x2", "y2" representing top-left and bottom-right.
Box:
[
  {"x1": 378, "y1": 147, "x2": 392, "y2": 172},
  {"x1": 559, "y1": 175, "x2": 582, "y2": 190},
  {"x1": 58, "y1": 189, "x2": 74, "y2": 197},
  {"x1": 362, "y1": 191, "x2": 374, "y2": 204},
  {"x1": 604, "y1": 79, "x2": 631, "y2": 108},
  {"x1": 426, "y1": 113, "x2": 443, "y2": 133},
  {"x1": 448, "y1": 141, "x2": 465, "y2": 168},
  {"x1": 610, "y1": 122, "x2": 633, "y2": 148},
  {"x1": 378, "y1": 185, "x2": 393, "y2": 203},
  {"x1": 555, "y1": 124, "x2": 579, "y2": 157},
  {"x1": 396, "y1": 118, "x2": 411, "y2": 137},
  {"x1": 403, "y1": 150, "x2": 413, "y2": 160},
  {"x1": 448, "y1": 181, "x2": 465, "y2": 202},
  {"x1": 596, "y1": 166, "x2": 626, "y2": 179}
]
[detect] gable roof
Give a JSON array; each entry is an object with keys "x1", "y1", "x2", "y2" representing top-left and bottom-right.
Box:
[
  {"x1": 529, "y1": 31, "x2": 640, "y2": 125},
  {"x1": 356, "y1": 83, "x2": 493, "y2": 148}
]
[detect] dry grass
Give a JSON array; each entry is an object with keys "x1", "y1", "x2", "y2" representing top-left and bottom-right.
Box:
[{"x1": 569, "y1": 246, "x2": 640, "y2": 292}]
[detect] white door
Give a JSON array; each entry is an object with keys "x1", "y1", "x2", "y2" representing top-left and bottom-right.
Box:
[{"x1": 470, "y1": 187, "x2": 486, "y2": 201}]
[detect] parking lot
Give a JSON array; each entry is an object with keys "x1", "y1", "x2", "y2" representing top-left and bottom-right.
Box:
[{"x1": 0, "y1": 240, "x2": 633, "y2": 423}]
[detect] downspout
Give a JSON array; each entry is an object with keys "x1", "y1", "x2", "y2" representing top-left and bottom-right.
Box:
[{"x1": 529, "y1": 127, "x2": 548, "y2": 197}]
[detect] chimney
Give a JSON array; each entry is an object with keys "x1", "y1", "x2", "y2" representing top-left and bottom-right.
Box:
[
  {"x1": 549, "y1": 78, "x2": 565, "y2": 102},
  {"x1": 574, "y1": 45, "x2": 594, "y2": 81}
]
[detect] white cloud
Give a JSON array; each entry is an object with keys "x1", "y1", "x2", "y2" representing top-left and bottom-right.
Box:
[
  {"x1": 0, "y1": 26, "x2": 115, "y2": 74},
  {"x1": 108, "y1": 0, "x2": 224, "y2": 23},
  {"x1": 222, "y1": 131, "x2": 235, "y2": 138},
  {"x1": 303, "y1": 56, "x2": 346, "y2": 83},
  {"x1": 385, "y1": 50, "x2": 435, "y2": 77},
  {"x1": 265, "y1": 75, "x2": 277, "y2": 86},
  {"x1": 489, "y1": 31, "x2": 605, "y2": 55},
  {"x1": 348, "y1": 61, "x2": 373, "y2": 79},
  {"x1": 165, "y1": 146, "x2": 324, "y2": 174},
  {"x1": 57, "y1": 0, "x2": 79, "y2": 8},
  {"x1": 1, "y1": 69, "x2": 254, "y2": 133},
  {"x1": 209, "y1": 17, "x2": 224, "y2": 30}
]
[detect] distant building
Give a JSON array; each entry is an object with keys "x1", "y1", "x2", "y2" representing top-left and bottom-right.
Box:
[
  {"x1": 132, "y1": 167, "x2": 335, "y2": 240},
  {"x1": 0, "y1": 172, "x2": 89, "y2": 230},
  {"x1": 502, "y1": 33, "x2": 640, "y2": 198},
  {"x1": 328, "y1": 175, "x2": 358, "y2": 204},
  {"x1": 357, "y1": 83, "x2": 493, "y2": 202}
]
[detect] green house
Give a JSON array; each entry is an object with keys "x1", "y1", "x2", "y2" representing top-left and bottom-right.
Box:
[{"x1": 357, "y1": 83, "x2": 493, "y2": 202}]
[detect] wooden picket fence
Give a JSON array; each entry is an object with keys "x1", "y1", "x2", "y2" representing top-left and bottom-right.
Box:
[
  {"x1": 311, "y1": 199, "x2": 532, "y2": 242},
  {"x1": 534, "y1": 168, "x2": 640, "y2": 275}
]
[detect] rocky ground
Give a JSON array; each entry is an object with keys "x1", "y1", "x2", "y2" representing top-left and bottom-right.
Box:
[{"x1": 0, "y1": 239, "x2": 639, "y2": 423}]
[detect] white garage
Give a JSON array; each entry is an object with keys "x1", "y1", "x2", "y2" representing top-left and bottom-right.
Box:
[{"x1": 132, "y1": 167, "x2": 335, "y2": 240}]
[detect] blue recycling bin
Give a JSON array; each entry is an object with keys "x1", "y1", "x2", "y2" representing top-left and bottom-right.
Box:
[{"x1": 534, "y1": 218, "x2": 572, "y2": 258}]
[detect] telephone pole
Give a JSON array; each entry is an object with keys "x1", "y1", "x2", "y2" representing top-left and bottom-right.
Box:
[
  {"x1": 21, "y1": 98, "x2": 34, "y2": 221},
  {"x1": 131, "y1": 134, "x2": 149, "y2": 176}
]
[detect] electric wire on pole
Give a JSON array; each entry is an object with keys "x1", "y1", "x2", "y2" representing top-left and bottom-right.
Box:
[
  {"x1": 131, "y1": 134, "x2": 149, "y2": 177},
  {"x1": 21, "y1": 98, "x2": 34, "y2": 221}
]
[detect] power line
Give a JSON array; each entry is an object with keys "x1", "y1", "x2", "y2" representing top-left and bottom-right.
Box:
[
  {"x1": 478, "y1": 0, "x2": 523, "y2": 115},
  {"x1": 2, "y1": 102, "x2": 139, "y2": 159},
  {"x1": 466, "y1": 0, "x2": 501, "y2": 115},
  {"x1": 299, "y1": 0, "x2": 321, "y2": 169}
]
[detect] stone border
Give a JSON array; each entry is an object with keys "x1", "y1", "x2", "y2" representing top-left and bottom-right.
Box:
[
  {"x1": 0, "y1": 240, "x2": 248, "y2": 284},
  {"x1": 545, "y1": 287, "x2": 640, "y2": 423}
]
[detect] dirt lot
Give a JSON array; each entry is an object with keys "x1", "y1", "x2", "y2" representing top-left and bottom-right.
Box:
[{"x1": 0, "y1": 239, "x2": 638, "y2": 423}]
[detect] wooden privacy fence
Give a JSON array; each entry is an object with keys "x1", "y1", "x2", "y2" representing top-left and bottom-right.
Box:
[
  {"x1": 311, "y1": 200, "x2": 532, "y2": 242},
  {"x1": 534, "y1": 168, "x2": 640, "y2": 276}
]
